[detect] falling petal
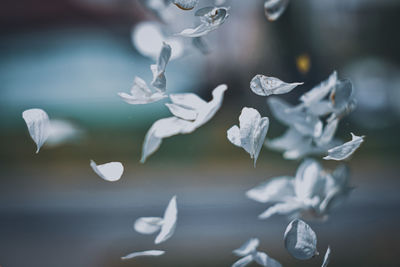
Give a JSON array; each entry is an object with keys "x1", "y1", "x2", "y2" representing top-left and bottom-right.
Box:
[
  {"x1": 315, "y1": 117, "x2": 339, "y2": 147},
  {"x1": 321, "y1": 246, "x2": 331, "y2": 267},
  {"x1": 155, "y1": 195, "x2": 178, "y2": 244},
  {"x1": 90, "y1": 160, "x2": 124, "y2": 182},
  {"x1": 284, "y1": 219, "x2": 318, "y2": 260},
  {"x1": 264, "y1": 0, "x2": 289, "y2": 21},
  {"x1": 323, "y1": 133, "x2": 364, "y2": 161},
  {"x1": 233, "y1": 238, "x2": 259, "y2": 257},
  {"x1": 254, "y1": 252, "x2": 282, "y2": 267},
  {"x1": 165, "y1": 103, "x2": 197, "y2": 121},
  {"x1": 258, "y1": 200, "x2": 303, "y2": 219},
  {"x1": 250, "y1": 75, "x2": 303, "y2": 96},
  {"x1": 173, "y1": 0, "x2": 198, "y2": 10},
  {"x1": 192, "y1": 37, "x2": 211, "y2": 54},
  {"x1": 246, "y1": 176, "x2": 295, "y2": 203},
  {"x1": 300, "y1": 71, "x2": 337, "y2": 106},
  {"x1": 121, "y1": 250, "x2": 165, "y2": 260},
  {"x1": 306, "y1": 100, "x2": 333, "y2": 117},
  {"x1": 232, "y1": 255, "x2": 254, "y2": 267},
  {"x1": 294, "y1": 159, "x2": 325, "y2": 201},
  {"x1": 151, "y1": 42, "x2": 172, "y2": 92},
  {"x1": 227, "y1": 107, "x2": 269, "y2": 166},
  {"x1": 46, "y1": 119, "x2": 84, "y2": 147},
  {"x1": 118, "y1": 76, "x2": 167, "y2": 105},
  {"x1": 169, "y1": 93, "x2": 207, "y2": 110},
  {"x1": 134, "y1": 217, "x2": 163, "y2": 234},
  {"x1": 22, "y1": 108, "x2": 50, "y2": 153},
  {"x1": 266, "y1": 128, "x2": 308, "y2": 152}
]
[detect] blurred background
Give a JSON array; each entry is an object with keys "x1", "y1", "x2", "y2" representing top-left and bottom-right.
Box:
[{"x1": 1, "y1": 0, "x2": 400, "y2": 266}]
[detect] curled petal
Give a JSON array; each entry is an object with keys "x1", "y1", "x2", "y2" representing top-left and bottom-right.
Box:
[
  {"x1": 284, "y1": 219, "x2": 318, "y2": 260},
  {"x1": 151, "y1": 42, "x2": 171, "y2": 92},
  {"x1": 258, "y1": 201, "x2": 303, "y2": 219},
  {"x1": 90, "y1": 160, "x2": 124, "y2": 182},
  {"x1": 250, "y1": 75, "x2": 303, "y2": 96},
  {"x1": 294, "y1": 159, "x2": 325, "y2": 200},
  {"x1": 155, "y1": 195, "x2": 178, "y2": 244},
  {"x1": 315, "y1": 117, "x2": 339, "y2": 147},
  {"x1": 300, "y1": 71, "x2": 337, "y2": 106},
  {"x1": 321, "y1": 246, "x2": 331, "y2": 267},
  {"x1": 169, "y1": 93, "x2": 207, "y2": 110},
  {"x1": 323, "y1": 133, "x2": 364, "y2": 161},
  {"x1": 232, "y1": 254, "x2": 254, "y2": 267},
  {"x1": 22, "y1": 108, "x2": 50, "y2": 153},
  {"x1": 118, "y1": 76, "x2": 167, "y2": 105},
  {"x1": 246, "y1": 176, "x2": 295, "y2": 203},
  {"x1": 233, "y1": 238, "x2": 259, "y2": 257},
  {"x1": 121, "y1": 250, "x2": 165, "y2": 260},
  {"x1": 264, "y1": 0, "x2": 289, "y2": 21},
  {"x1": 165, "y1": 103, "x2": 197, "y2": 121},
  {"x1": 173, "y1": 0, "x2": 199, "y2": 10},
  {"x1": 134, "y1": 217, "x2": 163, "y2": 234}
]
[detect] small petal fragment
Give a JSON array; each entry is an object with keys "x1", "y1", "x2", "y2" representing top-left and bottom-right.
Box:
[
  {"x1": 118, "y1": 76, "x2": 167, "y2": 105},
  {"x1": 264, "y1": 0, "x2": 289, "y2": 21},
  {"x1": 90, "y1": 160, "x2": 124, "y2": 182},
  {"x1": 134, "y1": 217, "x2": 163, "y2": 234},
  {"x1": 323, "y1": 133, "x2": 364, "y2": 161},
  {"x1": 233, "y1": 238, "x2": 259, "y2": 257},
  {"x1": 121, "y1": 250, "x2": 165, "y2": 260},
  {"x1": 321, "y1": 246, "x2": 331, "y2": 267},
  {"x1": 151, "y1": 42, "x2": 172, "y2": 92},
  {"x1": 173, "y1": 0, "x2": 199, "y2": 10},
  {"x1": 284, "y1": 219, "x2": 318, "y2": 260},
  {"x1": 250, "y1": 75, "x2": 303, "y2": 96},
  {"x1": 22, "y1": 108, "x2": 50, "y2": 153},
  {"x1": 155, "y1": 195, "x2": 178, "y2": 244}
]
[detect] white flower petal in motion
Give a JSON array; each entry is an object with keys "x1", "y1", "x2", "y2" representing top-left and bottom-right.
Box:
[
  {"x1": 134, "y1": 217, "x2": 163, "y2": 234},
  {"x1": 258, "y1": 200, "x2": 303, "y2": 219},
  {"x1": 169, "y1": 93, "x2": 207, "y2": 110},
  {"x1": 192, "y1": 37, "x2": 211, "y2": 54},
  {"x1": 233, "y1": 238, "x2": 259, "y2": 257},
  {"x1": 155, "y1": 195, "x2": 178, "y2": 244},
  {"x1": 227, "y1": 107, "x2": 269, "y2": 166},
  {"x1": 321, "y1": 246, "x2": 331, "y2": 267},
  {"x1": 172, "y1": 0, "x2": 198, "y2": 10},
  {"x1": 90, "y1": 160, "x2": 124, "y2": 182},
  {"x1": 151, "y1": 42, "x2": 171, "y2": 92},
  {"x1": 46, "y1": 119, "x2": 83, "y2": 147},
  {"x1": 246, "y1": 176, "x2": 295, "y2": 203},
  {"x1": 294, "y1": 159, "x2": 325, "y2": 201},
  {"x1": 22, "y1": 108, "x2": 50, "y2": 153},
  {"x1": 165, "y1": 103, "x2": 197, "y2": 121},
  {"x1": 264, "y1": 0, "x2": 289, "y2": 21},
  {"x1": 232, "y1": 254, "x2": 254, "y2": 267},
  {"x1": 254, "y1": 252, "x2": 282, "y2": 267},
  {"x1": 118, "y1": 76, "x2": 167, "y2": 105},
  {"x1": 300, "y1": 71, "x2": 337, "y2": 106},
  {"x1": 323, "y1": 133, "x2": 364, "y2": 161},
  {"x1": 315, "y1": 117, "x2": 339, "y2": 147},
  {"x1": 284, "y1": 219, "x2": 318, "y2": 260},
  {"x1": 121, "y1": 250, "x2": 165, "y2": 260},
  {"x1": 250, "y1": 75, "x2": 303, "y2": 96}
]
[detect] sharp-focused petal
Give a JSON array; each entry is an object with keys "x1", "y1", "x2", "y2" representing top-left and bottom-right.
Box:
[
  {"x1": 300, "y1": 71, "x2": 337, "y2": 106},
  {"x1": 232, "y1": 255, "x2": 254, "y2": 267},
  {"x1": 227, "y1": 125, "x2": 241, "y2": 147},
  {"x1": 233, "y1": 238, "x2": 259, "y2": 257},
  {"x1": 258, "y1": 200, "x2": 303, "y2": 219},
  {"x1": 321, "y1": 246, "x2": 331, "y2": 267},
  {"x1": 173, "y1": 0, "x2": 198, "y2": 10},
  {"x1": 155, "y1": 195, "x2": 178, "y2": 244},
  {"x1": 264, "y1": 0, "x2": 289, "y2": 21},
  {"x1": 165, "y1": 103, "x2": 197, "y2": 121},
  {"x1": 22, "y1": 108, "x2": 50, "y2": 153},
  {"x1": 121, "y1": 250, "x2": 165, "y2": 260},
  {"x1": 294, "y1": 159, "x2": 325, "y2": 201},
  {"x1": 246, "y1": 176, "x2": 295, "y2": 203},
  {"x1": 250, "y1": 75, "x2": 303, "y2": 96},
  {"x1": 323, "y1": 133, "x2": 364, "y2": 161},
  {"x1": 284, "y1": 219, "x2": 318, "y2": 260},
  {"x1": 151, "y1": 42, "x2": 171, "y2": 92},
  {"x1": 134, "y1": 217, "x2": 163, "y2": 234},
  {"x1": 90, "y1": 160, "x2": 124, "y2": 182}
]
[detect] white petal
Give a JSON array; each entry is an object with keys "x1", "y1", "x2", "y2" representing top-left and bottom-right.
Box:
[
  {"x1": 22, "y1": 108, "x2": 50, "y2": 153},
  {"x1": 118, "y1": 76, "x2": 167, "y2": 105},
  {"x1": 169, "y1": 93, "x2": 207, "y2": 110},
  {"x1": 177, "y1": 24, "x2": 214, "y2": 38},
  {"x1": 258, "y1": 201, "x2": 303, "y2": 219},
  {"x1": 294, "y1": 159, "x2": 325, "y2": 201},
  {"x1": 246, "y1": 176, "x2": 295, "y2": 203},
  {"x1": 306, "y1": 100, "x2": 333, "y2": 116},
  {"x1": 227, "y1": 125, "x2": 241, "y2": 147},
  {"x1": 233, "y1": 238, "x2": 259, "y2": 257},
  {"x1": 165, "y1": 103, "x2": 197, "y2": 121},
  {"x1": 192, "y1": 37, "x2": 211, "y2": 54},
  {"x1": 266, "y1": 128, "x2": 307, "y2": 152},
  {"x1": 300, "y1": 71, "x2": 337, "y2": 106},
  {"x1": 254, "y1": 252, "x2": 282, "y2": 267},
  {"x1": 134, "y1": 217, "x2": 163, "y2": 234},
  {"x1": 321, "y1": 246, "x2": 331, "y2": 267},
  {"x1": 315, "y1": 117, "x2": 339, "y2": 147},
  {"x1": 284, "y1": 219, "x2": 318, "y2": 260},
  {"x1": 323, "y1": 133, "x2": 364, "y2": 161},
  {"x1": 151, "y1": 42, "x2": 171, "y2": 92},
  {"x1": 264, "y1": 0, "x2": 289, "y2": 21},
  {"x1": 121, "y1": 250, "x2": 165, "y2": 260},
  {"x1": 250, "y1": 75, "x2": 303, "y2": 96},
  {"x1": 155, "y1": 195, "x2": 178, "y2": 244},
  {"x1": 172, "y1": 0, "x2": 198, "y2": 10},
  {"x1": 46, "y1": 119, "x2": 83, "y2": 147},
  {"x1": 232, "y1": 255, "x2": 254, "y2": 267},
  {"x1": 140, "y1": 117, "x2": 194, "y2": 163},
  {"x1": 90, "y1": 160, "x2": 124, "y2": 182}
]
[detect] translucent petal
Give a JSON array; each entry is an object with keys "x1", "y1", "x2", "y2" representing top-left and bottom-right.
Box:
[
  {"x1": 46, "y1": 119, "x2": 83, "y2": 147},
  {"x1": 121, "y1": 250, "x2": 165, "y2": 260},
  {"x1": 90, "y1": 160, "x2": 124, "y2": 182},
  {"x1": 254, "y1": 252, "x2": 282, "y2": 267},
  {"x1": 294, "y1": 159, "x2": 325, "y2": 200},
  {"x1": 165, "y1": 103, "x2": 197, "y2": 121},
  {"x1": 192, "y1": 37, "x2": 211, "y2": 54},
  {"x1": 306, "y1": 100, "x2": 333, "y2": 117},
  {"x1": 315, "y1": 117, "x2": 339, "y2": 147},
  {"x1": 155, "y1": 195, "x2": 178, "y2": 244},
  {"x1": 330, "y1": 79, "x2": 353, "y2": 111},
  {"x1": 258, "y1": 200, "x2": 303, "y2": 219},
  {"x1": 266, "y1": 128, "x2": 309, "y2": 152},
  {"x1": 22, "y1": 108, "x2": 50, "y2": 153},
  {"x1": 134, "y1": 217, "x2": 163, "y2": 234},
  {"x1": 300, "y1": 71, "x2": 337, "y2": 106},
  {"x1": 172, "y1": 0, "x2": 198, "y2": 10},
  {"x1": 323, "y1": 133, "x2": 364, "y2": 161},
  {"x1": 118, "y1": 76, "x2": 167, "y2": 105},
  {"x1": 321, "y1": 246, "x2": 331, "y2": 267},
  {"x1": 284, "y1": 219, "x2": 318, "y2": 260},
  {"x1": 250, "y1": 75, "x2": 303, "y2": 96},
  {"x1": 233, "y1": 238, "x2": 259, "y2": 257},
  {"x1": 151, "y1": 42, "x2": 171, "y2": 92},
  {"x1": 232, "y1": 255, "x2": 254, "y2": 267},
  {"x1": 264, "y1": 0, "x2": 289, "y2": 21},
  {"x1": 246, "y1": 176, "x2": 295, "y2": 203}
]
